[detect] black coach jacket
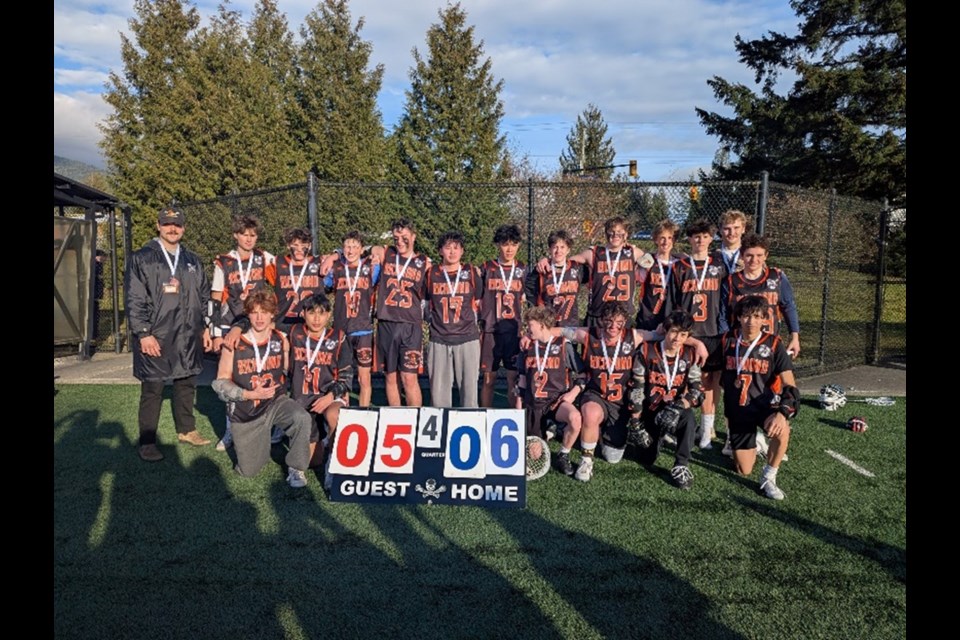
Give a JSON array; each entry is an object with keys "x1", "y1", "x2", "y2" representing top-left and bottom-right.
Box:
[{"x1": 125, "y1": 239, "x2": 211, "y2": 382}]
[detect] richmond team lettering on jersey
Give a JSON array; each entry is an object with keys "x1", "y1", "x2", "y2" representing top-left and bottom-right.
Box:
[
  {"x1": 719, "y1": 330, "x2": 792, "y2": 420},
  {"x1": 636, "y1": 253, "x2": 680, "y2": 330},
  {"x1": 288, "y1": 324, "x2": 349, "y2": 409},
  {"x1": 588, "y1": 245, "x2": 641, "y2": 319},
  {"x1": 426, "y1": 263, "x2": 482, "y2": 344},
  {"x1": 725, "y1": 266, "x2": 790, "y2": 336},
  {"x1": 212, "y1": 249, "x2": 275, "y2": 329},
  {"x1": 634, "y1": 341, "x2": 702, "y2": 410},
  {"x1": 375, "y1": 246, "x2": 428, "y2": 324},
  {"x1": 583, "y1": 327, "x2": 638, "y2": 405},
  {"x1": 228, "y1": 330, "x2": 287, "y2": 423},
  {"x1": 668, "y1": 256, "x2": 728, "y2": 337},
  {"x1": 529, "y1": 260, "x2": 586, "y2": 327},
  {"x1": 518, "y1": 338, "x2": 583, "y2": 406},
  {"x1": 328, "y1": 258, "x2": 377, "y2": 334},
  {"x1": 479, "y1": 259, "x2": 526, "y2": 334},
  {"x1": 270, "y1": 256, "x2": 323, "y2": 322}
]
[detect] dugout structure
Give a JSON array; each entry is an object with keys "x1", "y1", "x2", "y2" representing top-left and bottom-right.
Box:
[{"x1": 54, "y1": 173, "x2": 131, "y2": 359}]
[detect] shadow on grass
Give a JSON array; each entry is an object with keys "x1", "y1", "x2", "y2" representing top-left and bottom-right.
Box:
[{"x1": 729, "y1": 496, "x2": 906, "y2": 584}]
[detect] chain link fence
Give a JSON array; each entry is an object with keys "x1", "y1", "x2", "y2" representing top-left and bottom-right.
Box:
[{"x1": 147, "y1": 175, "x2": 904, "y2": 375}]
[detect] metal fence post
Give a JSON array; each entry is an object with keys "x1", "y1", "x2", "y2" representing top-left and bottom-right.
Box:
[
  {"x1": 527, "y1": 178, "x2": 535, "y2": 266},
  {"x1": 307, "y1": 171, "x2": 318, "y2": 255},
  {"x1": 122, "y1": 206, "x2": 134, "y2": 352},
  {"x1": 817, "y1": 189, "x2": 837, "y2": 369},
  {"x1": 870, "y1": 198, "x2": 890, "y2": 364},
  {"x1": 757, "y1": 171, "x2": 769, "y2": 234},
  {"x1": 109, "y1": 209, "x2": 121, "y2": 354}
]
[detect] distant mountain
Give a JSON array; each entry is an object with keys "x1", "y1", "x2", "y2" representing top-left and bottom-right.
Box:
[{"x1": 54, "y1": 155, "x2": 103, "y2": 184}]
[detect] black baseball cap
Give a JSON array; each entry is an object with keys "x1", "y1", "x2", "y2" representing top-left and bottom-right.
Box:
[{"x1": 158, "y1": 208, "x2": 185, "y2": 226}]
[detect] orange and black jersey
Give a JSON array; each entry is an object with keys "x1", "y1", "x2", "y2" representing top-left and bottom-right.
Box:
[
  {"x1": 633, "y1": 341, "x2": 702, "y2": 411},
  {"x1": 270, "y1": 256, "x2": 323, "y2": 323},
  {"x1": 375, "y1": 247, "x2": 429, "y2": 324},
  {"x1": 212, "y1": 249, "x2": 274, "y2": 329},
  {"x1": 721, "y1": 266, "x2": 800, "y2": 337},
  {"x1": 228, "y1": 329, "x2": 287, "y2": 423},
  {"x1": 587, "y1": 245, "x2": 642, "y2": 319},
  {"x1": 667, "y1": 255, "x2": 728, "y2": 337},
  {"x1": 583, "y1": 327, "x2": 639, "y2": 406},
  {"x1": 719, "y1": 330, "x2": 793, "y2": 420},
  {"x1": 288, "y1": 324, "x2": 350, "y2": 410},
  {"x1": 517, "y1": 338, "x2": 584, "y2": 406},
  {"x1": 479, "y1": 259, "x2": 527, "y2": 334},
  {"x1": 425, "y1": 263, "x2": 482, "y2": 345},
  {"x1": 636, "y1": 253, "x2": 681, "y2": 330},
  {"x1": 326, "y1": 258, "x2": 378, "y2": 334},
  {"x1": 525, "y1": 260, "x2": 587, "y2": 327}
]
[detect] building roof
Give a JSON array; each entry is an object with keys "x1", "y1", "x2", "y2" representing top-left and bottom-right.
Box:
[{"x1": 54, "y1": 172, "x2": 122, "y2": 212}]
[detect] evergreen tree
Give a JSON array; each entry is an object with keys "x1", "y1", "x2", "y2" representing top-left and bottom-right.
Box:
[
  {"x1": 559, "y1": 104, "x2": 616, "y2": 180},
  {"x1": 392, "y1": 2, "x2": 508, "y2": 260},
  {"x1": 695, "y1": 0, "x2": 906, "y2": 205},
  {"x1": 297, "y1": 0, "x2": 388, "y2": 250},
  {"x1": 100, "y1": 0, "x2": 203, "y2": 246}
]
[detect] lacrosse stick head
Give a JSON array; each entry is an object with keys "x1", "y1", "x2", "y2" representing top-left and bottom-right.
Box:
[{"x1": 526, "y1": 435, "x2": 550, "y2": 480}]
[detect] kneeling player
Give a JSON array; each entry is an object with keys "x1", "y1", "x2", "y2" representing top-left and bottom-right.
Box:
[
  {"x1": 211, "y1": 290, "x2": 312, "y2": 488},
  {"x1": 515, "y1": 306, "x2": 585, "y2": 476},
  {"x1": 720, "y1": 295, "x2": 799, "y2": 500},
  {"x1": 551, "y1": 301, "x2": 707, "y2": 482},
  {"x1": 627, "y1": 311, "x2": 704, "y2": 490},
  {"x1": 289, "y1": 293, "x2": 351, "y2": 469}
]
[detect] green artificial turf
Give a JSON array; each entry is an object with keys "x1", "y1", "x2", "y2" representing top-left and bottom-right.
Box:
[{"x1": 54, "y1": 385, "x2": 905, "y2": 640}]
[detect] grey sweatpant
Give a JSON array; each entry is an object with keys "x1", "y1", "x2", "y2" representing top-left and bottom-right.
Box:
[
  {"x1": 231, "y1": 396, "x2": 312, "y2": 477},
  {"x1": 427, "y1": 339, "x2": 481, "y2": 407}
]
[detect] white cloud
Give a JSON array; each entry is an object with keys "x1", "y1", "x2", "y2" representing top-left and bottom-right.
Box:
[
  {"x1": 54, "y1": 91, "x2": 111, "y2": 168},
  {"x1": 53, "y1": 0, "x2": 798, "y2": 179}
]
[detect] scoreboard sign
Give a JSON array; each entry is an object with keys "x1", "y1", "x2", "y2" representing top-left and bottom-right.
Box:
[{"x1": 327, "y1": 407, "x2": 528, "y2": 508}]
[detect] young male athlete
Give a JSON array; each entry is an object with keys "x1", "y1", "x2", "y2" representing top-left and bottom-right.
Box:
[
  {"x1": 666, "y1": 219, "x2": 728, "y2": 450},
  {"x1": 515, "y1": 306, "x2": 585, "y2": 476},
  {"x1": 209, "y1": 215, "x2": 275, "y2": 353},
  {"x1": 371, "y1": 219, "x2": 431, "y2": 407},
  {"x1": 549, "y1": 301, "x2": 707, "y2": 482},
  {"x1": 270, "y1": 228, "x2": 323, "y2": 334},
  {"x1": 425, "y1": 231, "x2": 483, "y2": 408},
  {"x1": 288, "y1": 293, "x2": 351, "y2": 469},
  {"x1": 322, "y1": 231, "x2": 380, "y2": 407},
  {"x1": 636, "y1": 219, "x2": 682, "y2": 331},
  {"x1": 479, "y1": 224, "x2": 527, "y2": 408},
  {"x1": 720, "y1": 295, "x2": 799, "y2": 500},
  {"x1": 627, "y1": 311, "x2": 705, "y2": 490},
  {"x1": 713, "y1": 209, "x2": 749, "y2": 277},
  {"x1": 536, "y1": 216, "x2": 648, "y2": 326},
  {"x1": 525, "y1": 229, "x2": 587, "y2": 328},
  {"x1": 211, "y1": 289, "x2": 312, "y2": 488}
]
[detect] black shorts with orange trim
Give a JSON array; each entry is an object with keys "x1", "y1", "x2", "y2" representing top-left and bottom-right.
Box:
[
  {"x1": 345, "y1": 333, "x2": 374, "y2": 368},
  {"x1": 376, "y1": 321, "x2": 423, "y2": 374}
]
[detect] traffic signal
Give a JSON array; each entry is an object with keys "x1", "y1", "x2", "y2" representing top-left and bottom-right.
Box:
[{"x1": 629, "y1": 160, "x2": 637, "y2": 177}]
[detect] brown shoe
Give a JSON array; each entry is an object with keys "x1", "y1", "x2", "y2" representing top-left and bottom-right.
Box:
[
  {"x1": 177, "y1": 430, "x2": 212, "y2": 447},
  {"x1": 139, "y1": 444, "x2": 164, "y2": 462}
]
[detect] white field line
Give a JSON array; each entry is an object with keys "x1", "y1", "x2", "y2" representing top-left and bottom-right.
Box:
[{"x1": 824, "y1": 449, "x2": 876, "y2": 478}]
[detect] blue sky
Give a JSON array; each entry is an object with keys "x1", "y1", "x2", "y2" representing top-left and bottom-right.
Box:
[{"x1": 53, "y1": 0, "x2": 797, "y2": 180}]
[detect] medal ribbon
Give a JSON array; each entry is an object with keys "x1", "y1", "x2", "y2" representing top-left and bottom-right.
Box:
[
  {"x1": 660, "y1": 342, "x2": 682, "y2": 393},
  {"x1": 441, "y1": 264, "x2": 463, "y2": 298},
  {"x1": 156, "y1": 239, "x2": 180, "y2": 277},
  {"x1": 735, "y1": 332, "x2": 763, "y2": 378},
  {"x1": 688, "y1": 255, "x2": 709, "y2": 292},
  {"x1": 305, "y1": 328, "x2": 328, "y2": 370},
  {"x1": 535, "y1": 337, "x2": 555, "y2": 378},
  {"x1": 601, "y1": 333, "x2": 623, "y2": 379}
]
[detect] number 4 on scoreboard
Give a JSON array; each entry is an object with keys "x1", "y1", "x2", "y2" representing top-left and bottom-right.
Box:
[{"x1": 417, "y1": 407, "x2": 444, "y2": 449}]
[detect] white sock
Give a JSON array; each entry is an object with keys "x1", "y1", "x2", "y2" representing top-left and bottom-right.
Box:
[
  {"x1": 702, "y1": 414, "x2": 715, "y2": 436},
  {"x1": 762, "y1": 464, "x2": 778, "y2": 481},
  {"x1": 560, "y1": 447, "x2": 571, "y2": 454},
  {"x1": 582, "y1": 441, "x2": 597, "y2": 457}
]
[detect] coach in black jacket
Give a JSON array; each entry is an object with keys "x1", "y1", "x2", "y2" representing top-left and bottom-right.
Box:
[{"x1": 125, "y1": 208, "x2": 214, "y2": 462}]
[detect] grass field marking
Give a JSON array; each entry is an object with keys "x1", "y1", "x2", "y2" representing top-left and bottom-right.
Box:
[
  {"x1": 824, "y1": 449, "x2": 876, "y2": 478},
  {"x1": 87, "y1": 471, "x2": 114, "y2": 548}
]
